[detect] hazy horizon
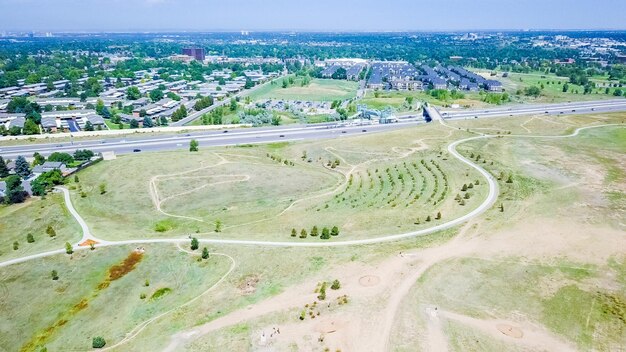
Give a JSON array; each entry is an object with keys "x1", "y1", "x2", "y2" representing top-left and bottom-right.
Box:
[{"x1": 1, "y1": 0, "x2": 625, "y2": 32}]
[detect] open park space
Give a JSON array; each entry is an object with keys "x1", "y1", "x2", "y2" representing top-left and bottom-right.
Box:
[
  {"x1": 245, "y1": 77, "x2": 359, "y2": 102},
  {"x1": 0, "y1": 111, "x2": 624, "y2": 351}
]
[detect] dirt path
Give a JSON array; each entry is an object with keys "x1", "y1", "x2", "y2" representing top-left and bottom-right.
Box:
[{"x1": 377, "y1": 220, "x2": 479, "y2": 352}]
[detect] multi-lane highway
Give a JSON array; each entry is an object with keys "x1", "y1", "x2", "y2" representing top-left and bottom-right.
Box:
[
  {"x1": 1, "y1": 99, "x2": 625, "y2": 159},
  {"x1": 440, "y1": 98, "x2": 626, "y2": 120},
  {"x1": 0, "y1": 120, "x2": 424, "y2": 159}
]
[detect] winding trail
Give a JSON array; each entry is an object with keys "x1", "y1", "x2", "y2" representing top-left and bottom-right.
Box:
[
  {"x1": 0, "y1": 123, "x2": 622, "y2": 269},
  {"x1": 99, "y1": 245, "x2": 236, "y2": 352}
]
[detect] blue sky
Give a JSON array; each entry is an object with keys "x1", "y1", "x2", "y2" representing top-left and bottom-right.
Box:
[{"x1": 1, "y1": 0, "x2": 625, "y2": 32}]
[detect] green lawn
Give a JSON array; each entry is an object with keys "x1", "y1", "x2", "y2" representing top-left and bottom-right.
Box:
[{"x1": 246, "y1": 77, "x2": 358, "y2": 102}]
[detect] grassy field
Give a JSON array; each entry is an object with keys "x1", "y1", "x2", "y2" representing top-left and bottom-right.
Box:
[
  {"x1": 245, "y1": 77, "x2": 358, "y2": 102},
  {"x1": 0, "y1": 193, "x2": 81, "y2": 262},
  {"x1": 68, "y1": 123, "x2": 486, "y2": 242},
  {"x1": 2, "y1": 112, "x2": 624, "y2": 351},
  {"x1": 0, "y1": 243, "x2": 232, "y2": 351}
]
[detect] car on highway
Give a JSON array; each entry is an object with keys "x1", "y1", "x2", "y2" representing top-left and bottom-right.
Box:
[
  {"x1": 279, "y1": 135, "x2": 285, "y2": 137},
  {"x1": 223, "y1": 130, "x2": 228, "y2": 133},
  {"x1": 341, "y1": 131, "x2": 347, "y2": 134},
  {"x1": 362, "y1": 129, "x2": 367, "y2": 132},
  {"x1": 133, "y1": 149, "x2": 141, "y2": 153}
]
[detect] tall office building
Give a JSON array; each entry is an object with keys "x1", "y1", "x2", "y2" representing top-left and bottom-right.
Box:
[{"x1": 182, "y1": 48, "x2": 206, "y2": 61}]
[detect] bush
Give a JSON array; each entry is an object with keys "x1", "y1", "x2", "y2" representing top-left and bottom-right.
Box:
[
  {"x1": 92, "y1": 336, "x2": 106, "y2": 348},
  {"x1": 51, "y1": 270, "x2": 59, "y2": 280},
  {"x1": 202, "y1": 247, "x2": 210, "y2": 259},
  {"x1": 330, "y1": 226, "x2": 339, "y2": 236},
  {"x1": 321, "y1": 227, "x2": 330, "y2": 239},
  {"x1": 331, "y1": 279, "x2": 341, "y2": 290},
  {"x1": 46, "y1": 225, "x2": 56, "y2": 237},
  {"x1": 190, "y1": 237, "x2": 199, "y2": 250},
  {"x1": 27, "y1": 233, "x2": 35, "y2": 243}
]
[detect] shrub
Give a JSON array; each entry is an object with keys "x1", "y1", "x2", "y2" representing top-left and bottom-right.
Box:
[
  {"x1": 190, "y1": 237, "x2": 199, "y2": 250},
  {"x1": 27, "y1": 233, "x2": 35, "y2": 243},
  {"x1": 92, "y1": 336, "x2": 106, "y2": 348},
  {"x1": 330, "y1": 226, "x2": 339, "y2": 236},
  {"x1": 140, "y1": 293, "x2": 146, "y2": 299},
  {"x1": 202, "y1": 247, "x2": 210, "y2": 259},
  {"x1": 331, "y1": 280, "x2": 341, "y2": 290},
  {"x1": 150, "y1": 287, "x2": 172, "y2": 300},
  {"x1": 321, "y1": 227, "x2": 330, "y2": 239},
  {"x1": 65, "y1": 242, "x2": 73, "y2": 255},
  {"x1": 51, "y1": 270, "x2": 59, "y2": 280},
  {"x1": 291, "y1": 228, "x2": 297, "y2": 237},
  {"x1": 310, "y1": 226, "x2": 319, "y2": 236},
  {"x1": 13, "y1": 241, "x2": 18, "y2": 250},
  {"x1": 46, "y1": 225, "x2": 56, "y2": 237}
]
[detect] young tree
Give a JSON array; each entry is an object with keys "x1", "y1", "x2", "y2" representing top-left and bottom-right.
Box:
[
  {"x1": 65, "y1": 242, "x2": 73, "y2": 255},
  {"x1": 14, "y1": 156, "x2": 31, "y2": 179},
  {"x1": 190, "y1": 237, "x2": 199, "y2": 250},
  {"x1": 27, "y1": 233, "x2": 35, "y2": 243},
  {"x1": 214, "y1": 219, "x2": 222, "y2": 232},
  {"x1": 202, "y1": 247, "x2": 210, "y2": 259},
  {"x1": 500, "y1": 203, "x2": 505, "y2": 212},
  {"x1": 46, "y1": 225, "x2": 56, "y2": 237},
  {"x1": 99, "y1": 183, "x2": 107, "y2": 195},
  {"x1": 92, "y1": 336, "x2": 106, "y2": 348},
  {"x1": 321, "y1": 227, "x2": 330, "y2": 239},
  {"x1": 300, "y1": 229, "x2": 308, "y2": 238},
  {"x1": 426, "y1": 215, "x2": 431, "y2": 222},
  {"x1": 189, "y1": 139, "x2": 199, "y2": 152},
  {"x1": 461, "y1": 183, "x2": 468, "y2": 192},
  {"x1": 506, "y1": 175, "x2": 513, "y2": 183},
  {"x1": 291, "y1": 228, "x2": 297, "y2": 237},
  {"x1": 331, "y1": 279, "x2": 341, "y2": 290},
  {"x1": 74, "y1": 175, "x2": 80, "y2": 183},
  {"x1": 310, "y1": 226, "x2": 319, "y2": 237},
  {"x1": 0, "y1": 156, "x2": 9, "y2": 178},
  {"x1": 436, "y1": 211, "x2": 442, "y2": 220},
  {"x1": 51, "y1": 270, "x2": 59, "y2": 280},
  {"x1": 330, "y1": 226, "x2": 339, "y2": 236},
  {"x1": 13, "y1": 241, "x2": 19, "y2": 250}
]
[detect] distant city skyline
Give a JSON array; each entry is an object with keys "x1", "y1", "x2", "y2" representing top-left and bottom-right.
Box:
[{"x1": 1, "y1": 0, "x2": 625, "y2": 32}]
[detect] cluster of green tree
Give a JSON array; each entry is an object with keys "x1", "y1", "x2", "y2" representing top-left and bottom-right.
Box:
[
  {"x1": 481, "y1": 92, "x2": 510, "y2": 105},
  {"x1": 193, "y1": 95, "x2": 214, "y2": 111},
  {"x1": 291, "y1": 226, "x2": 340, "y2": 239},
  {"x1": 170, "y1": 105, "x2": 188, "y2": 122},
  {"x1": 201, "y1": 106, "x2": 225, "y2": 125},
  {"x1": 238, "y1": 109, "x2": 280, "y2": 126},
  {"x1": 429, "y1": 89, "x2": 464, "y2": 101},
  {"x1": 31, "y1": 169, "x2": 64, "y2": 196},
  {"x1": 331, "y1": 67, "x2": 347, "y2": 80}
]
